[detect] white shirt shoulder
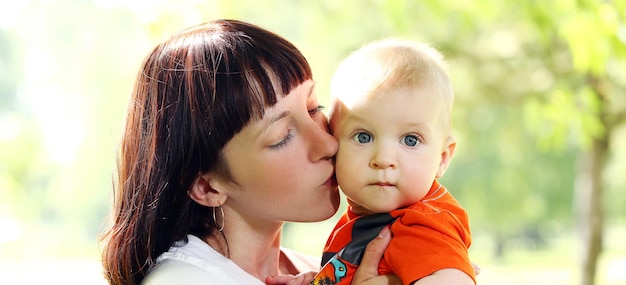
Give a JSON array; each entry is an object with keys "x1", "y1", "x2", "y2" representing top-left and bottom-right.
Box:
[
  {"x1": 143, "y1": 258, "x2": 218, "y2": 285},
  {"x1": 142, "y1": 235, "x2": 263, "y2": 285},
  {"x1": 142, "y1": 235, "x2": 323, "y2": 284}
]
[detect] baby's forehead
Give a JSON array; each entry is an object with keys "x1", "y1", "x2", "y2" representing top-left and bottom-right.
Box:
[
  {"x1": 332, "y1": 82, "x2": 437, "y2": 107},
  {"x1": 330, "y1": 83, "x2": 450, "y2": 130}
]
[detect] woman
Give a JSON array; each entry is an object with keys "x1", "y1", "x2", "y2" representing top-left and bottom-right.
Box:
[{"x1": 100, "y1": 19, "x2": 398, "y2": 285}]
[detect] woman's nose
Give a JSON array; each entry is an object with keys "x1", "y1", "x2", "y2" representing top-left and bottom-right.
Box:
[{"x1": 309, "y1": 115, "x2": 338, "y2": 161}]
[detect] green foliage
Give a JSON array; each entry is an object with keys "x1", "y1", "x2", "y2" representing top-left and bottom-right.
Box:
[{"x1": 520, "y1": 0, "x2": 625, "y2": 147}]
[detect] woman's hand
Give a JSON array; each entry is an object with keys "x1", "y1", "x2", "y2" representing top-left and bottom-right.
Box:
[{"x1": 351, "y1": 226, "x2": 401, "y2": 285}]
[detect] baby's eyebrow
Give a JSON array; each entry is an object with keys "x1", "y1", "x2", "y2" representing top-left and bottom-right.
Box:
[{"x1": 404, "y1": 121, "x2": 430, "y2": 129}]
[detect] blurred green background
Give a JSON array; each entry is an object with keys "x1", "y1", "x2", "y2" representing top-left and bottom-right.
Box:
[{"x1": 0, "y1": 0, "x2": 624, "y2": 284}]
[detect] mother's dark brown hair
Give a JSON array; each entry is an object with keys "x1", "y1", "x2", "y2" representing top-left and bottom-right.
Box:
[{"x1": 100, "y1": 19, "x2": 312, "y2": 285}]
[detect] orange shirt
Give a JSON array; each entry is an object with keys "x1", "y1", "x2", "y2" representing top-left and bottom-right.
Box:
[{"x1": 311, "y1": 180, "x2": 474, "y2": 285}]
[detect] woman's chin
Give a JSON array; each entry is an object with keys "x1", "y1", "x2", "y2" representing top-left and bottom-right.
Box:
[{"x1": 297, "y1": 201, "x2": 340, "y2": 222}]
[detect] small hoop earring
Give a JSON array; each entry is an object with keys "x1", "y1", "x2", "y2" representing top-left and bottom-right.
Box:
[{"x1": 213, "y1": 201, "x2": 225, "y2": 232}]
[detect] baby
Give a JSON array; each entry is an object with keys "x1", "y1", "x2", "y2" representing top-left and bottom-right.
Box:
[{"x1": 311, "y1": 38, "x2": 475, "y2": 285}]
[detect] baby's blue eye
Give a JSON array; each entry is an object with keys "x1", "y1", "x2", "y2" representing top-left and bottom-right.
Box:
[
  {"x1": 354, "y1": 132, "x2": 372, "y2": 144},
  {"x1": 403, "y1": 135, "x2": 419, "y2": 146}
]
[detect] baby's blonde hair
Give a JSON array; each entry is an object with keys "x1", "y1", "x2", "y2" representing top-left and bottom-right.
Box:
[{"x1": 330, "y1": 38, "x2": 454, "y2": 133}]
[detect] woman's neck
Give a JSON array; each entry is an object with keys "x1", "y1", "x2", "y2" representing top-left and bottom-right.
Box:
[{"x1": 205, "y1": 221, "x2": 289, "y2": 280}]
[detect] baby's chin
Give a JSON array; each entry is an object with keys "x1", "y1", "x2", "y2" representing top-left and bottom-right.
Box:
[
  {"x1": 347, "y1": 201, "x2": 381, "y2": 216},
  {"x1": 347, "y1": 198, "x2": 412, "y2": 215}
]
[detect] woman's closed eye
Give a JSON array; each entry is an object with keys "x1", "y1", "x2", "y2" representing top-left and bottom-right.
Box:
[
  {"x1": 269, "y1": 130, "x2": 294, "y2": 150},
  {"x1": 308, "y1": 105, "x2": 325, "y2": 117}
]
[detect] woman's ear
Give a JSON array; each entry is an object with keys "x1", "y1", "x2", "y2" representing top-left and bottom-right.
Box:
[
  {"x1": 189, "y1": 173, "x2": 228, "y2": 207},
  {"x1": 436, "y1": 136, "x2": 457, "y2": 178}
]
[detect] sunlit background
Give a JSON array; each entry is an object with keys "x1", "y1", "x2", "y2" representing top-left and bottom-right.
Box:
[{"x1": 0, "y1": 0, "x2": 625, "y2": 284}]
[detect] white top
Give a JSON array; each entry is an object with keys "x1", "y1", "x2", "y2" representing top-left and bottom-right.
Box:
[{"x1": 142, "y1": 235, "x2": 320, "y2": 285}]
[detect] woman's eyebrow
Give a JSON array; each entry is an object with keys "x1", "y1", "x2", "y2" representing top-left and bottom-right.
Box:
[
  {"x1": 260, "y1": 81, "x2": 315, "y2": 133},
  {"x1": 307, "y1": 82, "x2": 316, "y2": 99},
  {"x1": 269, "y1": 111, "x2": 290, "y2": 125},
  {"x1": 260, "y1": 110, "x2": 290, "y2": 134}
]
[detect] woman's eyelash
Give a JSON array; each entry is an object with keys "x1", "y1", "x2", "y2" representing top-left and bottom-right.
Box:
[
  {"x1": 269, "y1": 105, "x2": 323, "y2": 150},
  {"x1": 269, "y1": 131, "x2": 294, "y2": 150},
  {"x1": 308, "y1": 105, "x2": 325, "y2": 116}
]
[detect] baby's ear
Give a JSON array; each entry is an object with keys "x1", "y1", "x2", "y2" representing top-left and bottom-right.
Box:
[
  {"x1": 436, "y1": 136, "x2": 457, "y2": 178},
  {"x1": 189, "y1": 173, "x2": 228, "y2": 207}
]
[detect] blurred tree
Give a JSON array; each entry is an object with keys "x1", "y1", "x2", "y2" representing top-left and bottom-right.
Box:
[{"x1": 519, "y1": 2, "x2": 626, "y2": 285}]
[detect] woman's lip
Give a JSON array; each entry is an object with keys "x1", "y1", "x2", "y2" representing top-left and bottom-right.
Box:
[
  {"x1": 322, "y1": 173, "x2": 337, "y2": 189},
  {"x1": 327, "y1": 174, "x2": 338, "y2": 188}
]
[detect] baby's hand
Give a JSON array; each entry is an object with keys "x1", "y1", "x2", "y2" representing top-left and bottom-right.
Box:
[{"x1": 265, "y1": 271, "x2": 317, "y2": 285}]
